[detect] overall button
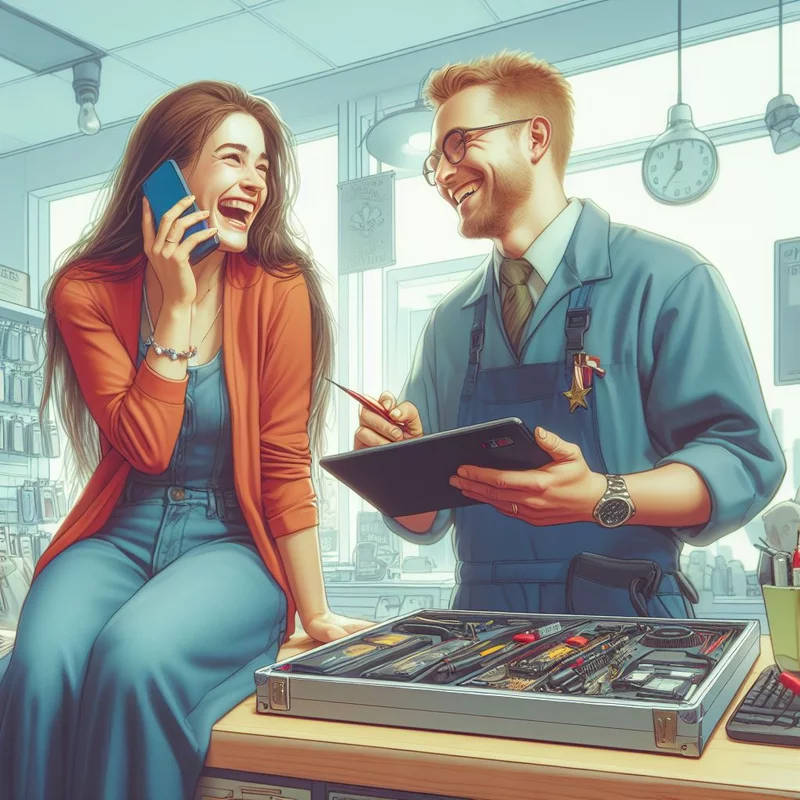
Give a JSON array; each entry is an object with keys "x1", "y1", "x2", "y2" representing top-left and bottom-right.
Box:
[{"x1": 169, "y1": 486, "x2": 186, "y2": 501}]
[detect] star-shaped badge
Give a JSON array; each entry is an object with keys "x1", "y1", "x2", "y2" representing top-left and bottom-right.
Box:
[{"x1": 563, "y1": 384, "x2": 592, "y2": 413}]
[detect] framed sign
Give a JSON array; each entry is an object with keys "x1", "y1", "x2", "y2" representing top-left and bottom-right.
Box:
[
  {"x1": 0, "y1": 264, "x2": 29, "y2": 306},
  {"x1": 338, "y1": 172, "x2": 396, "y2": 274},
  {"x1": 775, "y1": 237, "x2": 800, "y2": 385}
]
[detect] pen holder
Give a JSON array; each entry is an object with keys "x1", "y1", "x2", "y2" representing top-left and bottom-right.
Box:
[{"x1": 762, "y1": 585, "x2": 800, "y2": 673}]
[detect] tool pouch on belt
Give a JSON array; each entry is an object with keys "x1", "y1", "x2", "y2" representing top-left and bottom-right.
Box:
[{"x1": 566, "y1": 552, "x2": 662, "y2": 617}]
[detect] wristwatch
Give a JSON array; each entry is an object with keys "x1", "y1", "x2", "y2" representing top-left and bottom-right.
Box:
[{"x1": 592, "y1": 474, "x2": 636, "y2": 528}]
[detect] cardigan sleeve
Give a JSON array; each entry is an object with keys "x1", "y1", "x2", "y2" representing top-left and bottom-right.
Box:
[
  {"x1": 53, "y1": 277, "x2": 188, "y2": 473},
  {"x1": 259, "y1": 275, "x2": 318, "y2": 538}
]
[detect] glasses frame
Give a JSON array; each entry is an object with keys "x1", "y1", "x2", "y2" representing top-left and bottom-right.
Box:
[{"x1": 422, "y1": 118, "x2": 534, "y2": 186}]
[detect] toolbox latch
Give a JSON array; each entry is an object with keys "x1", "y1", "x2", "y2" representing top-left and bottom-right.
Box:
[
  {"x1": 653, "y1": 709, "x2": 678, "y2": 749},
  {"x1": 268, "y1": 676, "x2": 291, "y2": 711}
]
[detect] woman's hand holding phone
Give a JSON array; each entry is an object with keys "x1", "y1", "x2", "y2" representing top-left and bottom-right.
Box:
[
  {"x1": 141, "y1": 194, "x2": 217, "y2": 307},
  {"x1": 140, "y1": 193, "x2": 216, "y2": 381}
]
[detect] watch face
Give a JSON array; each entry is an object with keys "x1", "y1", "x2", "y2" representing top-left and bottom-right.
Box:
[
  {"x1": 642, "y1": 139, "x2": 718, "y2": 204},
  {"x1": 599, "y1": 498, "x2": 632, "y2": 527}
]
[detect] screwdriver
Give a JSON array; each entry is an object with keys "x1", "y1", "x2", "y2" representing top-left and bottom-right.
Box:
[{"x1": 432, "y1": 642, "x2": 513, "y2": 681}]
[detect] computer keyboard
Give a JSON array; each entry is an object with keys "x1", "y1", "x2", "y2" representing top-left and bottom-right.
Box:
[{"x1": 726, "y1": 664, "x2": 800, "y2": 746}]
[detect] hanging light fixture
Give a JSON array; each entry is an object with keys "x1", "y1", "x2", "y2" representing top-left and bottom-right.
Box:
[
  {"x1": 765, "y1": 0, "x2": 800, "y2": 154},
  {"x1": 365, "y1": 70, "x2": 435, "y2": 170},
  {"x1": 72, "y1": 59, "x2": 102, "y2": 136},
  {"x1": 641, "y1": 0, "x2": 719, "y2": 204}
]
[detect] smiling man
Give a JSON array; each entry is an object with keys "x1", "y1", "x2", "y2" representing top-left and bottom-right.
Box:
[{"x1": 354, "y1": 50, "x2": 785, "y2": 618}]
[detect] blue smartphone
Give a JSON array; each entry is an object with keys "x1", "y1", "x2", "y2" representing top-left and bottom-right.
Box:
[{"x1": 141, "y1": 159, "x2": 220, "y2": 265}]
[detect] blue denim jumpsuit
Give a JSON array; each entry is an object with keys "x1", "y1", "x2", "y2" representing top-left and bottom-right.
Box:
[{"x1": 0, "y1": 333, "x2": 287, "y2": 800}]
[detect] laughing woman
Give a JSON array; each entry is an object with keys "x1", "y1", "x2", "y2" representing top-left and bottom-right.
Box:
[{"x1": 0, "y1": 81, "x2": 372, "y2": 800}]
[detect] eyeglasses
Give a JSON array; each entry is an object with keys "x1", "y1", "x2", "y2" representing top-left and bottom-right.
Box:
[{"x1": 422, "y1": 118, "x2": 534, "y2": 186}]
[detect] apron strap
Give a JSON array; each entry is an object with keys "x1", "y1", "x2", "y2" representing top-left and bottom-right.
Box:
[
  {"x1": 461, "y1": 294, "x2": 487, "y2": 404},
  {"x1": 564, "y1": 283, "x2": 595, "y2": 383}
]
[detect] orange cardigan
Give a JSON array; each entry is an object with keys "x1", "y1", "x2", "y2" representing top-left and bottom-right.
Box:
[{"x1": 32, "y1": 253, "x2": 318, "y2": 641}]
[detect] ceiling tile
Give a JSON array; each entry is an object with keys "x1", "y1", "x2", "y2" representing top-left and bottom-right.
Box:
[
  {"x1": 0, "y1": 55, "x2": 32, "y2": 85},
  {"x1": 484, "y1": 0, "x2": 596, "y2": 22},
  {"x1": 117, "y1": 15, "x2": 331, "y2": 89},
  {"x1": 256, "y1": 0, "x2": 497, "y2": 65},
  {"x1": 0, "y1": 131, "x2": 30, "y2": 155},
  {"x1": 0, "y1": 0, "x2": 242, "y2": 50},
  {"x1": 0, "y1": 74, "x2": 79, "y2": 145},
  {"x1": 49, "y1": 58, "x2": 173, "y2": 130}
]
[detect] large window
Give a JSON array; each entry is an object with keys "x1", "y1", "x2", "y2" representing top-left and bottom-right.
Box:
[{"x1": 568, "y1": 21, "x2": 797, "y2": 152}]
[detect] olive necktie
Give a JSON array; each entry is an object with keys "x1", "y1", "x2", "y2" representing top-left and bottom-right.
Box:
[{"x1": 500, "y1": 257, "x2": 540, "y2": 356}]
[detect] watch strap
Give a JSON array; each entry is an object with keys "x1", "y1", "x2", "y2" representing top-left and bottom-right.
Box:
[{"x1": 593, "y1": 474, "x2": 636, "y2": 526}]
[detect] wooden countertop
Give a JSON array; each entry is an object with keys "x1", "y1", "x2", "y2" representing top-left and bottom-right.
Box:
[{"x1": 208, "y1": 634, "x2": 800, "y2": 800}]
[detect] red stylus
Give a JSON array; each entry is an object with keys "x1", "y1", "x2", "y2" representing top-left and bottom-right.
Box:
[{"x1": 325, "y1": 378, "x2": 399, "y2": 426}]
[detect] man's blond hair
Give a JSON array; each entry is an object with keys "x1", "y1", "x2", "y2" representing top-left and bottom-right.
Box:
[{"x1": 423, "y1": 50, "x2": 574, "y2": 179}]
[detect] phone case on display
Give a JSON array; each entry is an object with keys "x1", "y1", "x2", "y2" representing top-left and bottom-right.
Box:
[
  {"x1": 17, "y1": 486, "x2": 37, "y2": 524},
  {"x1": 30, "y1": 373, "x2": 43, "y2": 407},
  {"x1": 53, "y1": 482, "x2": 68, "y2": 518},
  {"x1": 26, "y1": 421, "x2": 42, "y2": 456},
  {"x1": 42, "y1": 421, "x2": 60, "y2": 458},
  {"x1": 33, "y1": 531, "x2": 52, "y2": 562},
  {"x1": 10, "y1": 371, "x2": 24, "y2": 405},
  {"x1": 8, "y1": 416, "x2": 25, "y2": 453},
  {"x1": 0, "y1": 488, "x2": 16, "y2": 526},
  {"x1": 35, "y1": 485, "x2": 57, "y2": 523},
  {"x1": 11, "y1": 529, "x2": 35, "y2": 565},
  {"x1": 22, "y1": 374, "x2": 33, "y2": 407},
  {"x1": 4, "y1": 324, "x2": 21, "y2": 361},
  {"x1": 21, "y1": 327, "x2": 37, "y2": 364}
]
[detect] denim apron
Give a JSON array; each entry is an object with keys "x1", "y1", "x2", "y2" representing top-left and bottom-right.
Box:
[
  {"x1": 0, "y1": 333, "x2": 287, "y2": 800},
  {"x1": 452, "y1": 284, "x2": 693, "y2": 619}
]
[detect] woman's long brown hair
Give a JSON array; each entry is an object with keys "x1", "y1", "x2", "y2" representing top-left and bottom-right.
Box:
[{"x1": 41, "y1": 81, "x2": 334, "y2": 492}]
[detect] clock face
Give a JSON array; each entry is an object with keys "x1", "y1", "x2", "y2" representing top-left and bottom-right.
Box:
[{"x1": 642, "y1": 138, "x2": 718, "y2": 204}]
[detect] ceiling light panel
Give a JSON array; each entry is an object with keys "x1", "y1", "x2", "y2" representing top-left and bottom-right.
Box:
[
  {"x1": 257, "y1": 0, "x2": 496, "y2": 65},
  {"x1": 116, "y1": 14, "x2": 330, "y2": 87}
]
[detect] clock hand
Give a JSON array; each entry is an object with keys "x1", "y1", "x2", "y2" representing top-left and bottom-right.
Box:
[{"x1": 664, "y1": 150, "x2": 684, "y2": 190}]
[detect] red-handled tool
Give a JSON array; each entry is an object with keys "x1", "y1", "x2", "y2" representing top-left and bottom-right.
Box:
[
  {"x1": 511, "y1": 621, "x2": 563, "y2": 644},
  {"x1": 325, "y1": 378, "x2": 399, "y2": 426},
  {"x1": 778, "y1": 671, "x2": 800, "y2": 696}
]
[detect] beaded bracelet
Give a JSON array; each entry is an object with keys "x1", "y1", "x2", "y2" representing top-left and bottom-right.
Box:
[{"x1": 143, "y1": 335, "x2": 198, "y2": 361}]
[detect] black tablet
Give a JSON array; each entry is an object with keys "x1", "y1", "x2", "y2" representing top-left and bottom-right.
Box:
[{"x1": 320, "y1": 417, "x2": 550, "y2": 517}]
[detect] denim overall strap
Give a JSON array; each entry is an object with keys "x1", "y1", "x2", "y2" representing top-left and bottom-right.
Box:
[
  {"x1": 460, "y1": 294, "x2": 487, "y2": 407},
  {"x1": 564, "y1": 283, "x2": 595, "y2": 383}
]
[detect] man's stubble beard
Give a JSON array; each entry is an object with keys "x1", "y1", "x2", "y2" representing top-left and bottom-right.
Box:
[{"x1": 459, "y1": 159, "x2": 533, "y2": 241}]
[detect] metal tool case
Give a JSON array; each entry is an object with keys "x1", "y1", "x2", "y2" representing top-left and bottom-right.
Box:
[{"x1": 255, "y1": 609, "x2": 760, "y2": 758}]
